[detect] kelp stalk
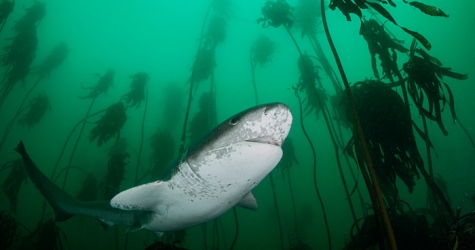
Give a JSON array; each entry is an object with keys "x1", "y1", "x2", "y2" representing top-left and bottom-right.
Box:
[
  {"x1": 319, "y1": 0, "x2": 397, "y2": 249},
  {"x1": 229, "y1": 207, "x2": 239, "y2": 250},
  {"x1": 178, "y1": 5, "x2": 212, "y2": 156},
  {"x1": 293, "y1": 87, "x2": 331, "y2": 249},
  {"x1": 61, "y1": 97, "x2": 97, "y2": 189},
  {"x1": 250, "y1": 48, "x2": 258, "y2": 105},
  {"x1": 269, "y1": 172, "x2": 284, "y2": 250},
  {"x1": 134, "y1": 83, "x2": 148, "y2": 185}
]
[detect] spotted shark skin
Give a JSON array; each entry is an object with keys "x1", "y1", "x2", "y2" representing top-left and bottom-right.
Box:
[{"x1": 16, "y1": 103, "x2": 293, "y2": 236}]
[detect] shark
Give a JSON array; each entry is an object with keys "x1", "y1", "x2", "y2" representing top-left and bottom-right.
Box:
[{"x1": 15, "y1": 102, "x2": 293, "y2": 236}]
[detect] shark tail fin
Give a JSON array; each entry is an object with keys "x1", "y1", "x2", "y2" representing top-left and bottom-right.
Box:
[
  {"x1": 14, "y1": 141, "x2": 27, "y2": 156},
  {"x1": 15, "y1": 141, "x2": 75, "y2": 222},
  {"x1": 52, "y1": 207, "x2": 74, "y2": 222}
]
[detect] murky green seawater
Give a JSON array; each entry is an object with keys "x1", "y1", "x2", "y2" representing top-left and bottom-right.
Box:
[{"x1": 0, "y1": 0, "x2": 474, "y2": 249}]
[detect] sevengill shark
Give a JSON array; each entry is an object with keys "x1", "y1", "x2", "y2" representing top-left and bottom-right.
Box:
[{"x1": 15, "y1": 103, "x2": 292, "y2": 236}]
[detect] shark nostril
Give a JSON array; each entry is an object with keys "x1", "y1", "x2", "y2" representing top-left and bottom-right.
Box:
[{"x1": 263, "y1": 107, "x2": 268, "y2": 115}]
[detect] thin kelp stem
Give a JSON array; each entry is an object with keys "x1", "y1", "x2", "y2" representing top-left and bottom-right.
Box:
[
  {"x1": 0, "y1": 76, "x2": 42, "y2": 152},
  {"x1": 287, "y1": 24, "x2": 332, "y2": 247},
  {"x1": 269, "y1": 172, "x2": 284, "y2": 250},
  {"x1": 178, "y1": 5, "x2": 212, "y2": 156},
  {"x1": 201, "y1": 223, "x2": 208, "y2": 250},
  {"x1": 249, "y1": 48, "x2": 258, "y2": 105},
  {"x1": 61, "y1": 97, "x2": 97, "y2": 189},
  {"x1": 287, "y1": 174, "x2": 299, "y2": 237},
  {"x1": 51, "y1": 107, "x2": 107, "y2": 180},
  {"x1": 52, "y1": 166, "x2": 88, "y2": 183},
  {"x1": 319, "y1": 1, "x2": 397, "y2": 249},
  {"x1": 39, "y1": 105, "x2": 106, "y2": 221},
  {"x1": 212, "y1": 219, "x2": 220, "y2": 249},
  {"x1": 134, "y1": 83, "x2": 148, "y2": 185},
  {"x1": 230, "y1": 207, "x2": 239, "y2": 250},
  {"x1": 293, "y1": 87, "x2": 331, "y2": 249},
  {"x1": 0, "y1": 104, "x2": 31, "y2": 152},
  {"x1": 309, "y1": 35, "x2": 342, "y2": 93},
  {"x1": 322, "y1": 104, "x2": 360, "y2": 232},
  {"x1": 422, "y1": 115, "x2": 447, "y2": 228},
  {"x1": 456, "y1": 118, "x2": 475, "y2": 149}
]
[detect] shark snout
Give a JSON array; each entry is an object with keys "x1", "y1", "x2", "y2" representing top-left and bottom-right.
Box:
[{"x1": 261, "y1": 103, "x2": 292, "y2": 147}]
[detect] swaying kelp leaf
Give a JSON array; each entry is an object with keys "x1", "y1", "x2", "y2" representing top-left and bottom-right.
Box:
[
  {"x1": 442, "y1": 81, "x2": 456, "y2": 123},
  {"x1": 342, "y1": 136, "x2": 356, "y2": 163},
  {"x1": 364, "y1": 1, "x2": 397, "y2": 25},
  {"x1": 408, "y1": 1, "x2": 449, "y2": 17},
  {"x1": 401, "y1": 27, "x2": 431, "y2": 50},
  {"x1": 329, "y1": 0, "x2": 433, "y2": 49},
  {"x1": 411, "y1": 121, "x2": 435, "y2": 150},
  {"x1": 436, "y1": 67, "x2": 468, "y2": 80},
  {"x1": 362, "y1": 18, "x2": 409, "y2": 81},
  {"x1": 348, "y1": 178, "x2": 359, "y2": 198},
  {"x1": 415, "y1": 48, "x2": 442, "y2": 66},
  {"x1": 329, "y1": 0, "x2": 364, "y2": 33},
  {"x1": 404, "y1": 42, "x2": 467, "y2": 135},
  {"x1": 329, "y1": 0, "x2": 363, "y2": 21}
]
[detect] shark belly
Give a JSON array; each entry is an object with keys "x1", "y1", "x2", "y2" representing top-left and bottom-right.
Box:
[{"x1": 113, "y1": 142, "x2": 282, "y2": 233}]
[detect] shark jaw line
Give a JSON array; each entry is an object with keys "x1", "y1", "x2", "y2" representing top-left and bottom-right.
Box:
[{"x1": 246, "y1": 136, "x2": 282, "y2": 147}]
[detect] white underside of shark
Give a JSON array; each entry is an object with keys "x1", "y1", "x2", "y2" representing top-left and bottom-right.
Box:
[
  {"x1": 111, "y1": 142, "x2": 281, "y2": 233},
  {"x1": 111, "y1": 103, "x2": 292, "y2": 235}
]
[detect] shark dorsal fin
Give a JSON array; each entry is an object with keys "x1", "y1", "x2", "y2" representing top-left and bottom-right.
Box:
[{"x1": 237, "y1": 192, "x2": 258, "y2": 210}]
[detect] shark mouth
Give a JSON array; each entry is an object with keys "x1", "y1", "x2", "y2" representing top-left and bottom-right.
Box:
[{"x1": 246, "y1": 137, "x2": 281, "y2": 147}]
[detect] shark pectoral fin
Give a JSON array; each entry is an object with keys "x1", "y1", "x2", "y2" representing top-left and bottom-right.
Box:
[
  {"x1": 237, "y1": 192, "x2": 258, "y2": 210},
  {"x1": 97, "y1": 220, "x2": 115, "y2": 230},
  {"x1": 126, "y1": 225, "x2": 143, "y2": 233},
  {"x1": 110, "y1": 181, "x2": 167, "y2": 211},
  {"x1": 153, "y1": 231, "x2": 164, "y2": 238}
]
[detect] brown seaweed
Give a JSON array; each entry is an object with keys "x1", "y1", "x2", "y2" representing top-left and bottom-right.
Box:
[
  {"x1": 89, "y1": 102, "x2": 127, "y2": 146},
  {"x1": 122, "y1": 72, "x2": 148, "y2": 108},
  {"x1": 1, "y1": 159, "x2": 26, "y2": 213},
  {"x1": 17, "y1": 92, "x2": 51, "y2": 129}
]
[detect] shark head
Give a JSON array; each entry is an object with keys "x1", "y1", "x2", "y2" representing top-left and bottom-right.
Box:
[
  {"x1": 188, "y1": 102, "x2": 292, "y2": 159},
  {"x1": 183, "y1": 102, "x2": 293, "y2": 187}
]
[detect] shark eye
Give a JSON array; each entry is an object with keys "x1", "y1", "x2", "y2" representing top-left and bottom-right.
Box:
[{"x1": 229, "y1": 117, "x2": 239, "y2": 125}]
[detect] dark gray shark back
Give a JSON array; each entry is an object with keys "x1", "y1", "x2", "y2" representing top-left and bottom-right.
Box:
[{"x1": 15, "y1": 141, "x2": 138, "y2": 229}]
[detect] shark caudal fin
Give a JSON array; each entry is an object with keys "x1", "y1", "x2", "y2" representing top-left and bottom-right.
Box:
[{"x1": 14, "y1": 141, "x2": 75, "y2": 222}]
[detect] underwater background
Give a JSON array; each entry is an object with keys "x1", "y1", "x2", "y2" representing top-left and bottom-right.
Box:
[{"x1": 0, "y1": 0, "x2": 474, "y2": 249}]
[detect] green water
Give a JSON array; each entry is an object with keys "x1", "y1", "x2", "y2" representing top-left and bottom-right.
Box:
[{"x1": 0, "y1": 0, "x2": 474, "y2": 249}]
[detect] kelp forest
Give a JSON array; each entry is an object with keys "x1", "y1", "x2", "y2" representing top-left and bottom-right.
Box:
[{"x1": 0, "y1": 0, "x2": 474, "y2": 249}]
